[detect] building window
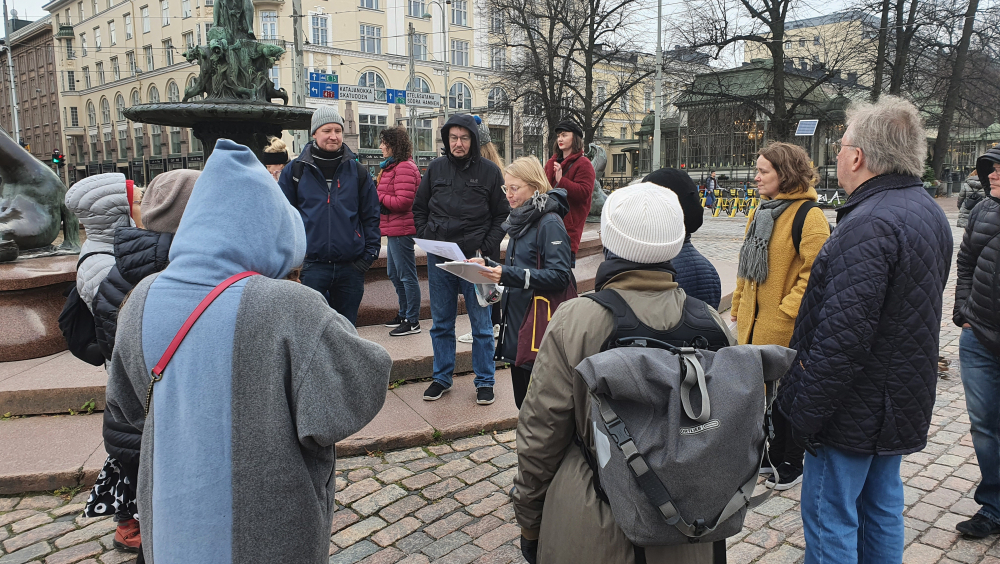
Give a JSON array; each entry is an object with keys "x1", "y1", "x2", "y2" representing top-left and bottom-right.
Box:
[
  {"x1": 450, "y1": 39, "x2": 468, "y2": 66},
  {"x1": 111, "y1": 57, "x2": 120, "y2": 80},
  {"x1": 148, "y1": 85, "x2": 160, "y2": 103},
  {"x1": 132, "y1": 89, "x2": 141, "y2": 107},
  {"x1": 619, "y1": 126, "x2": 627, "y2": 139},
  {"x1": 90, "y1": 133, "x2": 98, "y2": 160},
  {"x1": 413, "y1": 33, "x2": 427, "y2": 61},
  {"x1": 170, "y1": 127, "x2": 182, "y2": 153},
  {"x1": 260, "y1": 11, "x2": 277, "y2": 40},
  {"x1": 798, "y1": 38, "x2": 805, "y2": 47},
  {"x1": 151, "y1": 125, "x2": 162, "y2": 155},
  {"x1": 116, "y1": 93, "x2": 125, "y2": 120},
  {"x1": 613, "y1": 153, "x2": 627, "y2": 173},
  {"x1": 83, "y1": 66, "x2": 91, "y2": 88},
  {"x1": 109, "y1": 21, "x2": 116, "y2": 44},
  {"x1": 80, "y1": 34, "x2": 88, "y2": 56},
  {"x1": 183, "y1": 31, "x2": 194, "y2": 48},
  {"x1": 311, "y1": 15, "x2": 328, "y2": 46},
  {"x1": 126, "y1": 51, "x2": 136, "y2": 75},
  {"x1": 161, "y1": 0, "x2": 169, "y2": 25},
  {"x1": 187, "y1": 76, "x2": 202, "y2": 100},
  {"x1": 644, "y1": 90, "x2": 652, "y2": 111},
  {"x1": 124, "y1": 13, "x2": 132, "y2": 38},
  {"x1": 190, "y1": 128, "x2": 202, "y2": 152},
  {"x1": 145, "y1": 45, "x2": 155, "y2": 71},
  {"x1": 619, "y1": 94, "x2": 629, "y2": 113},
  {"x1": 66, "y1": 39, "x2": 74, "y2": 59},
  {"x1": 406, "y1": 76, "x2": 430, "y2": 93},
  {"x1": 491, "y1": 47, "x2": 504, "y2": 71},
  {"x1": 784, "y1": 39, "x2": 791, "y2": 49},
  {"x1": 163, "y1": 39, "x2": 174, "y2": 65},
  {"x1": 67, "y1": 71, "x2": 76, "y2": 91},
  {"x1": 414, "y1": 119, "x2": 433, "y2": 152},
  {"x1": 360, "y1": 25, "x2": 381, "y2": 54},
  {"x1": 182, "y1": 0, "x2": 191, "y2": 17},
  {"x1": 96, "y1": 62, "x2": 105, "y2": 85},
  {"x1": 134, "y1": 125, "x2": 144, "y2": 154},
  {"x1": 490, "y1": 12, "x2": 502, "y2": 33},
  {"x1": 407, "y1": 0, "x2": 424, "y2": 17},
  {"x1": 167, "y1": 81, "x2": 180, "y2": 102},
  {"x1": 94, "y1": 27, "x2": 101, "y2": 50},
  {"x1": 269, "y1": 66, "x2": 280, "y2": 89},
  {"x1": 814, "y1": 35, "x2": 820, "y2": 45},
  {"x1": 92, "y1": 0, "x2": 98, "y2": 16},
  {"x1": 358, "y1": 70, "x2": 386, "y2": 101},
  {"x1": 104, "y1": 130, "x2": 114, "y2": 157},
  {"x1": 451, "y1": 0, "x2": 467, "y2": 26},
  {"x1": 70, "y1": 107, "x2": 79, "y2": 127},
  {"x1": 358, "y1": 114, "x2": 387, "y2": 149},
  {"x1": 487, "y1": 87, "x2": 506, "y2": 110},
  {"x1": 359, "y1": 0, "x2": 378, "y2": 9},
  {"x1": 449, "y1": 82, "x2": 471, "y2": 110},
  {"x1": 118, "y1": 129, "x2": 128, "y2": 156},
  {"x1": 141, "y1": 6, "x2": 150, "y2": 33},
  {"x1": 596, "y1": 84, "x2": 606, "y2": 104},
  {"x1": 101, "y1": 98, "x2": 112, "y2": 124},
  {"x1": 78, "y1": 2, "x2": 85, "y2": 21}
]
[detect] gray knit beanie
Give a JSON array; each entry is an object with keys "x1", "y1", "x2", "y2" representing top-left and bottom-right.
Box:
[
  {"x1": 601, "y1": 182, "x2": 686, "y2": 263},
  {"x1": 141, "y1": 169, "x2": 200, "y2": 233},
  {"x1": 311, "y1": 105, "x2": 344, "y2": 135}
]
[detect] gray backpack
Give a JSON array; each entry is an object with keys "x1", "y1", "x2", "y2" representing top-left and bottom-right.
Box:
[{"x1": 575, "y1": 304, "x2": 796, "y2": 547}]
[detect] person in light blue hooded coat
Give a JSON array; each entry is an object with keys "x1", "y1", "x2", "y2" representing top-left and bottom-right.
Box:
[{"x1": 105, "y1": 140, "x2": 392, "y2": 564}]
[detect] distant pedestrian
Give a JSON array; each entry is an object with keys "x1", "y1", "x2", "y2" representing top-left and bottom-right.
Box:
[
  {"x1": 731, "y1": 142, "x2": 830, "y2": 490},
  {"x1": 413, "y1": 114, "x2": 509, "y2": 406},
  {"x1": 776, "y1": 96, "x2": 952, "y2": 564},
  {"x1": 377, "y1": 126, "x2": 422, "y2": 336},
  {"x1": 279, "y1": 106, "x2": 381, "y2": 325},
  {"x1": 468, "y1": 157, "x2": 573, "y2": 408},
  {"x1": 106, "y1": 140, "x2": 391, "y2": 564},
  {"x1": 953, "y1": 147, "x2": 1000, "y2": 539},
  {"x1": 644, "y1": 167, "x2": 721, "y2": 309},
  {"x1": 261, "y1": 136, "x2": 290, "y2": 181},
  {"x1": 544, "y1": 119, "x2": 595, "y2": 262},
  {"x1": 957, "y1": 171, "x2": 986, "y2": 229}
]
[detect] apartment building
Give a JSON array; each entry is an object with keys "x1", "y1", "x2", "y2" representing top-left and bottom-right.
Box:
[{"x1": 0, "y1": 15, "x2": 65, "y2": 169}]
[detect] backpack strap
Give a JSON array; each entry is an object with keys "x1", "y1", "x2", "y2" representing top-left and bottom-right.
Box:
[
  {"x1": 585, "y1": 289, "x2": 639, "y2": 352},
  {"x1": 585, "y1": 289, "x2": 729, "y2": 352},
  {"x1": 144, "y1": 271, "x2": 258, "y2": 415},
  {"x1": 792, "y1": 201, "x2": 820, "y2": 255},
  {"x1": 77, "y1": 250, "x2": 115, "y2": 269}
]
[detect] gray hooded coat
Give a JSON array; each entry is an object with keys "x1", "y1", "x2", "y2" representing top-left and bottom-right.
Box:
[{"x1": 64, "y1": 173, "x2": 131, "y2": 310}]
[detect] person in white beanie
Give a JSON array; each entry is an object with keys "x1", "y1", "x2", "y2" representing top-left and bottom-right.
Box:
[
  {"x1": 278, "y1": 104, "x2": 381, "y2": 325},
  {"x1": 511, "y1": 182, "x2": 734, "y2": 564}
]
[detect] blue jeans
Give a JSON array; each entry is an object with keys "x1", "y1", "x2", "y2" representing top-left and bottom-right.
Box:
[
  {"x1": 386, "y1": 235, "x2": 421, "y2": 322},
  {"x1": 960, "y1": 327, "x2": 1000, "y2": 523},
  {"x1": 300, "y1": 260, "x2": 366, "y2": 326},
  {"x1": 426, "y1": 253, "x2": 494, "y2": 388},
  {"x1": 801, "y1": 446, "x2": 903, "y2": 564}
]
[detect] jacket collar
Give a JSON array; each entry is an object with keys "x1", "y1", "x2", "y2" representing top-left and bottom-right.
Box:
[
  {"x1": 602, "y1": 269, "x2": 678, "y2": 292},
  {"x1": 556, "y1": 150, "x2": 584, "y2": 167},
  {"x1": 836, "y1": 173, "x2": 922, "y2": 223},
  {"x1": 299, "y1": 142, "x2": 357, "y2": 168},
  {"x1": 596, "y1": 254, "x2": 677, "y2": 290}
]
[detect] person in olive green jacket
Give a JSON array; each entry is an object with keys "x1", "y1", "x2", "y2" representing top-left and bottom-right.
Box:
[
  {"x1": 731, "y1": 142, "x2": 831, "y2": 490},
  {"x1": 512, "y1": 184, "x2": 735, "y2": 564}
]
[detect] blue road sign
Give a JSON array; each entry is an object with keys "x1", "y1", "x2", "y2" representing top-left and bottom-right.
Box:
[
  {"x1": 386, "y1": 89, "x2": 407, "y2": 104},
  {"x1": 308, "y1": 82, "x2": 339, "y2": 98},
  {"x1": 308, "y1": 72, "x2": 338, "y2": 83}
]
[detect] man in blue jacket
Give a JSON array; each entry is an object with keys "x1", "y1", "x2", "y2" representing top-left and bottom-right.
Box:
[
  {"x1": 776, "y1": 96, "x2": 952, "y2": 564},
  {"x1": 280, "y1": 106, "x2": 381, "y2": 325}
]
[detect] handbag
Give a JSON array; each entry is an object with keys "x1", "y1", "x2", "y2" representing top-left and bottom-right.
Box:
[
  {"x1": 514, "y1": 214, "x2": 577, "y2": 368},
  {"x1": 144, "y1": 271, "x2": 258, "y2": 415}
]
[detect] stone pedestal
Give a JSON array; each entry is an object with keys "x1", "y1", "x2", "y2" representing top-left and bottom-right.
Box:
[{"x1": 0, "y1": 256, "x2": 77, "y2": 362}]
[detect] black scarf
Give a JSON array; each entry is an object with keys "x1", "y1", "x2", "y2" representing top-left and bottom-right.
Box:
[
  {"x1": 503, "y1": 190, "x2": 562, "y2": 239},
  {"x1": 311, "y1": 142, "x2": 345, "y2": 181},
  {"x1": 595, "y1": 251, "x2": 675, "y2": 290}
]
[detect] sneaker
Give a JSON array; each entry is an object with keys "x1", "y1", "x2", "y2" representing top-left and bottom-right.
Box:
[
  {"x1": 477, "y1": 386, "x2": 495, "y2": 405},
  {"x1": 390, "y1": 320, "x2": 421, "y2": 336},
  {"x1": 385, "y1": 314, "x2": 405, "y2": 328},
  {"x1": 765, "y1": 463, "x2": 803, "y2": 491},
  {"x1": 457, "y1": 331, "x2": 474, "y2": 344},
  {"x1": 956, "y1": 513, "x2": 1000, "y2": 538},
  {"x1": 113, "y1": 519, "x2": 142, "y2": 552},
  {"x1": 423, "y1": 381, "x2": 450, "y2": 401}
]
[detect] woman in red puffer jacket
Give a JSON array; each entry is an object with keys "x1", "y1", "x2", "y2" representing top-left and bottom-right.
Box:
[
  {"x1": 544, "y1": 120, "x2": 596, "y2": 263},
  {"x1": 377, "y1": 126, "x2": 423, "y2": 336}
]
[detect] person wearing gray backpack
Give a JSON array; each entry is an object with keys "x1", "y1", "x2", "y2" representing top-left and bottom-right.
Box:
[{"x1": 512, "y1": 183, "x2": 796, "y2": 563}]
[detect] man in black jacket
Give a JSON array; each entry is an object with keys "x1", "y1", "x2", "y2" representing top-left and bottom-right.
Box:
[
  {"x1": 953, "y1": 147, "x2": 1000, "y2": 539},
  {"x1": 775, "y1": 96, "x2": 952, "y2": 563},
  {"x1": 413, "y1": 114, "x2": 508, "y2": 405}
]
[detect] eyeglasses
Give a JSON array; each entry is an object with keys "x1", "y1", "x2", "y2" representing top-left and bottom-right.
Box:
[
  {"x1": 503, "y1": 184, "x2": 525, "y2": 195},
  {"x1": 834, "y1": 140, "x2": 860, "y2": 154},
  {"x1": 449, "y1": 135, "x2": 471, "y2": 143}
]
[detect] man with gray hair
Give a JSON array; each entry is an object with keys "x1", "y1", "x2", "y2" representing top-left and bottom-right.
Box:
[{"x1": 775, "y1": 95, "x2": 952, "y2": 563}]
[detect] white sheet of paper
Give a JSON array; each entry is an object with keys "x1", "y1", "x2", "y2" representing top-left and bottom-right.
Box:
[
  {"x1": 413, "y1": 238, "x2": 468, "y2": 263},
  {"x1": 435, "y1": 261, "x2": 496, "y2": 285}
]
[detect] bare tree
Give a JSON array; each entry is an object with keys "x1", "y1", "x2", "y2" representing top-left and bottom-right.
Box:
[{"x1": 930, "y1": 0, "x2": 980, "y2": 178}]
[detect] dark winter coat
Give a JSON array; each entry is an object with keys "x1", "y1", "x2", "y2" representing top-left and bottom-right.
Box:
[
  {"x1": 544, "y1": 151, "x2": 596, "y2": 255},
  {"x1": 954, "y1": 195, "x2": 1000, "y2": 357},
  {"x1": 279, "y1": 143, "x2": 381, "y2": 265},
  {"x1": 377, "y1": 159, "x2": 420, "y2": 237},
  {"x1": 957, "y1": 178, "x2": 986, "y2": 228},
  {"x1": 488, "y1": 189, "x2": 574, "y2": 365},
  {"x1": 776, "y1": 174, "x2": 953, "y2": 456},
  {"x1": 93, "y1": 226, "x2": 173, "y2": 361},
  {"x1": 671, "y1": 236, "x2": 721, "y2": 310},
  {"x1": 413, "y1": 114, "x2": 509, "y2": 260}
]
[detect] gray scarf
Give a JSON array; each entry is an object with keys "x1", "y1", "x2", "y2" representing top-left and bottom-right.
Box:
[{"x1": 737, "y1": 199, "x2": 793, "y2": 283}]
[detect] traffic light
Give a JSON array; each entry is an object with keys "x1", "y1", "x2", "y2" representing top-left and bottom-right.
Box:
[{"x1": 52, "y1": 150, "x2": 65, "y2": 166}]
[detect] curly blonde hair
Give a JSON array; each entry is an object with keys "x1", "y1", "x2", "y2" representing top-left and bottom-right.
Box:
[{"x1": 264, "y1": 136, "x2": 288, "y2": 154}]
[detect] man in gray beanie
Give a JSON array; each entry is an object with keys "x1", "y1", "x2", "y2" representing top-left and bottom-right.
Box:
[
  {"x1": 279, "y1": 104, "x2": 380, "y2": 325},
  {"x1": 511, "y1": 183, "x2": 733, "y2": 564}
]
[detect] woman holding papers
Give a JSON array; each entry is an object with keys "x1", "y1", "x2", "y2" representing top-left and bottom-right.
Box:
[{"x1": 470, "y1": 157, "x2": 574, "y2": 408}]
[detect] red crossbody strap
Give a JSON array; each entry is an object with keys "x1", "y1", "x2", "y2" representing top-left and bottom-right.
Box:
[{"x1": 151, "y1": 271, "x2": 259, "y2": 377}]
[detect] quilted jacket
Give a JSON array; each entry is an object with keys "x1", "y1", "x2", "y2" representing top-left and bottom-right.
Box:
[
  {"x1": 92, "y1": 226, "x2": 173, "y2": 361},
  {"x1": 776, "y1": 174, "x2": 953, "y2": 455},
  {"x1": 64, "y1": 173, "x2": 131, "y2": 310},
  {"x1": 671, "y1": 236, "x2": 721, "y2": 310},
  {"x1": 545, "y1": 151, "x2": 596, "y2": 255},
  {"x1": 954, "y1": 195, "x2": 1000, "y2": 357},
  {"x1": 377, "y1": 159, "x2": 420, "y2": 237},
  {"x1": 956, "y1": 178, "x2": 985, "y2": 228}
]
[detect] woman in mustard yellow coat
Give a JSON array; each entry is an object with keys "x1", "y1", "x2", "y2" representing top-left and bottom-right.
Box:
[{"x1": 731, "y1": 141, "x2": 831, "y2": 490}]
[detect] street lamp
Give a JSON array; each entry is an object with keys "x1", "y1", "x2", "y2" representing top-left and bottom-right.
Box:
[{"x1": 422, "y1": 0, "x2": 451, "y2": 120}]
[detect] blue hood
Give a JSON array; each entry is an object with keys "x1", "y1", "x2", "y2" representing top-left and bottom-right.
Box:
[{"x1": 167, "y1": 139, "x2": 306, "y2": 284}]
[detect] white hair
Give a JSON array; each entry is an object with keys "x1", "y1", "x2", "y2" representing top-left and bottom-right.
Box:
[{"x1": 845, "y1": 95, "x2": 927, "y2": 178}]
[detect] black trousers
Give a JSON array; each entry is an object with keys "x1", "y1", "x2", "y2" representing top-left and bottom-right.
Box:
[
  {"x1": 767, "y1": 406, "x2": 805, "y2": 472},
  {"x1": 511, "y1": 365, "x2": 531, "y2": 409}
]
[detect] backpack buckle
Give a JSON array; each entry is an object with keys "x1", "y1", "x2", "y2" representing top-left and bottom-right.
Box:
[
  {"x1": 605, "y1": 417, "x2": 632, "y2": 447},
  {"x1": 691, "y1": 519, "x2": 708, "y2": 537}
]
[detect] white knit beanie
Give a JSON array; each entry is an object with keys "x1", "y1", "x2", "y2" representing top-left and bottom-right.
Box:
[{"x1": 601, "y1": 182, "x2": 686, "y2": 263}]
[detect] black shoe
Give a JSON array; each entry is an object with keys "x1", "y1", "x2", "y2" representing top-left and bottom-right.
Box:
[
  {"x1": 390, "y1": 320, "x2": 421, "y2": 336},
  {"x1": 956, "y1": 513, "x2": 1000, "y2": 538},
  {"x1": 477, "y1": 386, "x2": 495, "y2": 405},
  {"x1": 423, "y1": 381, "x2": 450, "y2": 401},
  {"x1": 765, "y1": 462, "x2": 803, "y2": 491},
  {"x1": 385, "y1": 314, "x2": 405, "y2": 328}
]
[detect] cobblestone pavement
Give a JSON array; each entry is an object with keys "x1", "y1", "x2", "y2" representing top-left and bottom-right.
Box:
[{"x1": 2, "y1": 201, "x2": 995, "y2": 564}]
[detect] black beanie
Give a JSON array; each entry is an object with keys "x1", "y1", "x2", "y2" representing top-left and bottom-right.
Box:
[
  {"x1": 554, "y1": 120, "x2": 584, "y2": 140},
  {"x1": 643, "y1": 167, "x2": 704, "y2": 235},
  {"x1": 977, "y1": 146, "x2": 1000, "y2": 188}
]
